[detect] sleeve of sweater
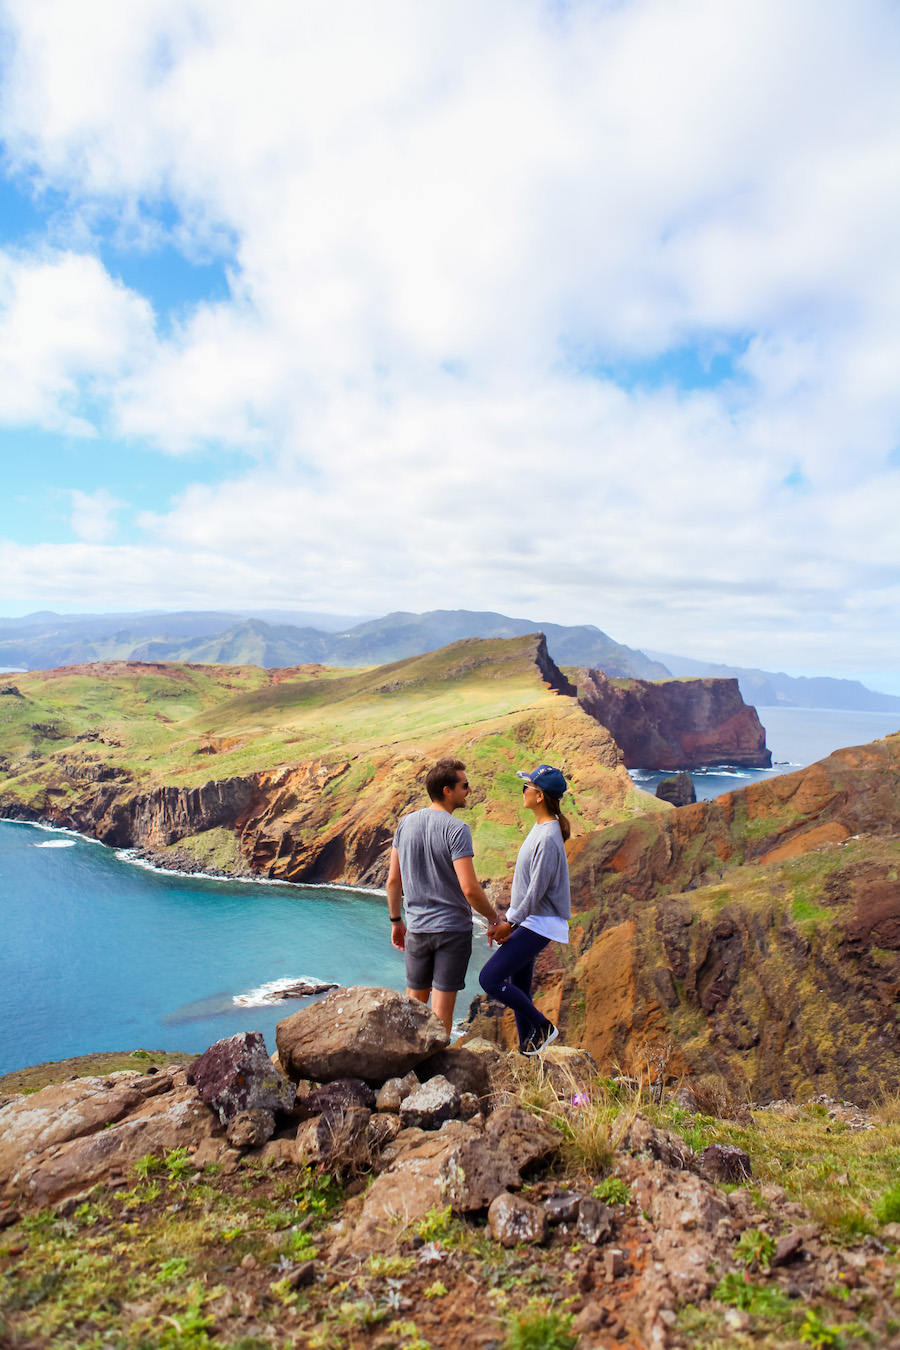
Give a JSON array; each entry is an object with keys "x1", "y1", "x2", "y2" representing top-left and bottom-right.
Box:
[{"x1": 508, "y1": 835, "x2": 560, "y2": 923}]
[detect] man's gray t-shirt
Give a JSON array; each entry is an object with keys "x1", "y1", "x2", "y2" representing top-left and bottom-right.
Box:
[{"x1": 393, "y1": 808, "x2": 474, "y2": 933}]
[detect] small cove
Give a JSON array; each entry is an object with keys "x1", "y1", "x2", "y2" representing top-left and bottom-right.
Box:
[{"x1": 0, "y1": 820, "x2": 492, "y2": 1075}]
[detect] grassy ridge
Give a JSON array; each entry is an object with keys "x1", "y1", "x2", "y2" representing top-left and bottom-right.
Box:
[{"x1": 0, "y1": 637, "x2": 668, "y2": 881}]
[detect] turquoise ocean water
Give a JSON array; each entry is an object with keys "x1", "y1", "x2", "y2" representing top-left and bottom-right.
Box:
[
  {"x1": 2, "y1": 705, "x2": 898, "y2": 1075},
  {"x1": 0, "y1": 824, "x2": 493, "y2": 1075}
]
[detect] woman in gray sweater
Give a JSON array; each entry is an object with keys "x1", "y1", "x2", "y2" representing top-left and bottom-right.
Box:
[{"x1": 479, "y1": 763, "x2": 571, "y2": 1055}]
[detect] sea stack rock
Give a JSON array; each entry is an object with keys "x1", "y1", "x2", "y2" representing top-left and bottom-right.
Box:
[{"x1": 656, "y1": 772, "x2": 697, "y2": 806}]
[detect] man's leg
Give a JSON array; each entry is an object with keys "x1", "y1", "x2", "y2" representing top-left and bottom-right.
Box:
[
  {"x1": 430, "y1": 989, "x2": 456, "y2": 1034},
  {"x1": 429, "y1": 930, "x2": 471, "y2": 1037},
  {"x1": 407, "y1": 987, "x2": 431, "y2": 1004}
]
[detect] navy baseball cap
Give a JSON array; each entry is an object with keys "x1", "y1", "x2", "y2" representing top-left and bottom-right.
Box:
[{"x1": 517, "y1": 764, "x2": 568, "y2": 795}]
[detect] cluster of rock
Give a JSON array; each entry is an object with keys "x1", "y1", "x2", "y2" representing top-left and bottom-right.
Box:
[
  {"x1": 0, "y1": 988, "x2": 562, "y2": 1233},
  {"x1": 5, "y1": 986, "x2": 895, "y2": 1350}
]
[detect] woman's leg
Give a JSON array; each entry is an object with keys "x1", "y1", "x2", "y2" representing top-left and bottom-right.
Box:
[{"x1": 479, "y1": 928, "x2": 550, "y2": 1047}]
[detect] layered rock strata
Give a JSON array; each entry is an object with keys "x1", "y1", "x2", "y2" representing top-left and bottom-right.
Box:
[{"x1": 577, "y1": 668, "x2": 771, "y2": 769}]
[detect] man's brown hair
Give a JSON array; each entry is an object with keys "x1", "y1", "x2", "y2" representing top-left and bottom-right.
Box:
[{"x1": 425, "y1": 757, "x2": 466, "y2": 802}]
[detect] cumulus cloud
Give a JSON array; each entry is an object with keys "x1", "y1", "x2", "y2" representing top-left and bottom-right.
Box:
[
  {"x1": 68, "y1": 487, "x2": 126, "y2": 543},
  {"x1": 0, "y1": 0, "x2": 898, "y2": 678}
]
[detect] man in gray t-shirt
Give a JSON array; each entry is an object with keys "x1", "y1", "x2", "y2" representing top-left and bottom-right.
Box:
[{"x1": 386, "y1": 757, "x2": 499, "y2": 1033}]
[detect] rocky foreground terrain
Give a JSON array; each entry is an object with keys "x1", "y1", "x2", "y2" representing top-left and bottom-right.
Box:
[{"x1": 2, "y1": 989, "x2": 899, "y2": 1350}]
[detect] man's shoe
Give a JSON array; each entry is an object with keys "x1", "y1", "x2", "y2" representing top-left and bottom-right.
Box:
[{"x1": 521, "y1": 1022, "x2": 559, "y2": 1056}]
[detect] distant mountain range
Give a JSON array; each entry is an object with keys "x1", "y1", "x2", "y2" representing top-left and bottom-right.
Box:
[
  {"x1": 1, "y1": 607, "x2": 898, "y2": 713},
  {"x1": 645, "y1": 651, "x2": 900, "y2": 714}
]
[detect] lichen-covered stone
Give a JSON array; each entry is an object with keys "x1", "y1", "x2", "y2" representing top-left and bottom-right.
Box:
[
  {"x1": 399, "y1": 1075, "x2": 460, "y2": 1129},
  {"x1": 488, "y1": 1191, "x2": 548, "y2": 1247},
  {"x1": 186, "y1": 1032, "x2": 294, "y2": 1124},
  {"x1": 276, "y1": 987, "x2": 448, "y2": 1082}
]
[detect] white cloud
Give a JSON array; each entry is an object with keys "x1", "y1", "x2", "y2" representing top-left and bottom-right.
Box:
[
  {"x1": 0, "y1": 1, "x2": 899, "y2": 678},
  {"x1": 0, "y1": 250, "x2": 154, "y2": 432},
  {"x1": 68, "y1": 487, "x2": 126, "y2": 542}
]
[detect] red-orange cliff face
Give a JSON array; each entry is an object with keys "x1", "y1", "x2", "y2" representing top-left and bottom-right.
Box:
[
  {"x1": 576, "y1": 668, "x2": 771, "y2": 769},
  {"x1": 557, "y1": 734, "x2": 900, "y2": 1102}
]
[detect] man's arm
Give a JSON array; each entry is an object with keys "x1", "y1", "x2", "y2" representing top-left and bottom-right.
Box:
[
  {"x1": 386, "y1": 847, "x2": 406, "y2": 950},
  {"x1": 453, "y1": 855, "x2": 499, "y2": 927}
]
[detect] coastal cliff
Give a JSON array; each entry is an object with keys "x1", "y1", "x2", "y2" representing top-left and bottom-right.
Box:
[
  {"x1": 516, "y1": 733, "x2": 900, "y2": 1104},
  {"x1": 0, "y1": 635, "x2": 657, "y2": 886},
  {"x1": 576, "y1": 668, "x2": 771, "y2": 769}
]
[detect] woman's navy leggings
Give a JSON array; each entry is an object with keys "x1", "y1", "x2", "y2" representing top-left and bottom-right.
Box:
[{"x1": 479, "y1": 926, "x2": 551, "y2": 1048}]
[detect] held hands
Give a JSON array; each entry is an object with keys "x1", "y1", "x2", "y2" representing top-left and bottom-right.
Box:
[{"x1": 487, "y1": 920, "x2": 513, "y2": 947}]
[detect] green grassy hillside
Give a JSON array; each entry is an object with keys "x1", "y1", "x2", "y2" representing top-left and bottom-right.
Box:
[{"x1": 0, "y1": 636, "x2": 667, "y2": 884}]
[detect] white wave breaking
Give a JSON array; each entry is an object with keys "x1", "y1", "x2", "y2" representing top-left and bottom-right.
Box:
[{"x1": 233, "y1": 976, "x2": 339, "y2": 1007}]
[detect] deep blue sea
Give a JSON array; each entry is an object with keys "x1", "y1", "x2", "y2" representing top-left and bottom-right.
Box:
[
  {"x1": 628, "y1": 705, "x2": 900, "y2": 801},
  {"x1": 2, "y1": 705, "x2": 898, "y2": 1076}
]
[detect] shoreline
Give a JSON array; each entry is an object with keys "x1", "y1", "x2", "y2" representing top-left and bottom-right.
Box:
[{"x1": 0, "y1": 814, "x2": 387, "y2": 897}]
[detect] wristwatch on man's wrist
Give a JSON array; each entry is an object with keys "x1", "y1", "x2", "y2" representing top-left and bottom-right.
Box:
[{"x1": 390, "y1": 915, "x2": 403, "y2": 923}]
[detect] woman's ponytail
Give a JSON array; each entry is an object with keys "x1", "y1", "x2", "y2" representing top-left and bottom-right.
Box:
[{"x1": 542, "y1": 792, "x2": 571, "y2": 842}]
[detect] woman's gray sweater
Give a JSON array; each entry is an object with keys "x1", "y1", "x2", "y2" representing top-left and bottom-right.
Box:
[{"x1": 507, "y1": 820, "x2": 571, "y2": 924}]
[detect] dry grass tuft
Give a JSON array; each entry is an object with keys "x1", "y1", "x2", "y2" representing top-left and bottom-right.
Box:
[
  {"x1": 872, "y1": 1082, "x2": 900, "y2": 1126},
  {"x1": 502, "y1": 1058, "x2": 641, "y2": 1175}
]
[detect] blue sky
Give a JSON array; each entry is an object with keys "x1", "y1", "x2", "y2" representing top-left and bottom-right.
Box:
[{"x1": 0, "y1": 0, "x2": 899, "y2": 693}]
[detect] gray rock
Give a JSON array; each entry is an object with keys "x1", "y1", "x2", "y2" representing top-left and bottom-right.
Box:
[
  {"x1": 276, "y1": 987, "x2": 448, "y2": 1082},
  {"x1": 186, "y1": 1032, "x2": 294, "y2": 1124},
  {"x1": 544, "y1": 1191, "x2": 581, "y2": 1225},
  {"x1": 416, "y1": 1045, "x2": 493, "y2": 1100},
  {"x1": 698, "y1": 1143, "x2": 752, "y2": 1184},
  {"x1": 488, "y1": 1191, "x2": 548, "y2": 1247},
  {"x1": 578, "y1": 1196, "x2": 612, "y2": 1245},
  {"x1": 226, "y1": 1108, "x2": 276, "y2": 1150},
  {"x1": 299, "y1": 1078, "x2": 376, "y2": 1119},
  {"x1": 399, "y1": 1075, "x2": 461, "y2": 1129}
]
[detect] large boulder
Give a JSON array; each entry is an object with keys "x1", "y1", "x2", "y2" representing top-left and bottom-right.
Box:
[
  {"x1": 186, "y1": 1032, "x2": 295, "y2": 1123},
  {"x1": 0, "y1": 1074, "x2": 225, "y2": 1206},
  {"x1": 276, "y1": 986, "x2": 449, "y2": 1082}
]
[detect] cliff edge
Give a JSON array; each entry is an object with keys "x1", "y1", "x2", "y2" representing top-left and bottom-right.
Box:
[{"x1": 576, "y1": 668, "x2": 771, "y2": 769}]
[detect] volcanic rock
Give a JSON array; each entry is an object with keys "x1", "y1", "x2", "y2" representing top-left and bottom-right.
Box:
[
  {"x1": 577, "y1": 668, "x2": 771, "y2": 770},
  {"x1": 488, "y1": 1191, "x2": 548, "y2": 1247},
  {"x1": 399, "y1": 1075, "x2": 461, "y2": 1129},
  {"x1": 186, "y1": 1032, "x2": 295, "y2": 1123},
  {"x1": 276, "y1": 986, "x2": 449, "y2": 1082},
  {"x1": 226, "y1": 1108, "x2": 276, "y2": 1150},
  {"x1": 656, "y1": 772, "x2": 697, "y2": 806},
  {"x1": 298, "y1": 1078, "x2": 377, "y2": 1119}
]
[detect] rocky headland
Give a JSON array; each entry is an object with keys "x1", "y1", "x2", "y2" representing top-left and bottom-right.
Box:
[
  {"x1": 575, "y1": 669, "x2": 771, "y2": 770},
  {"x1": 0, "y1": 634, "x2": 742, "y2": 886}
]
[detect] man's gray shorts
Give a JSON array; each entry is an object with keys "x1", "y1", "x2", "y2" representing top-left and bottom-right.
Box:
[{"x1": 405, "y1": 929, "x2": 473, "y2": 993}]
